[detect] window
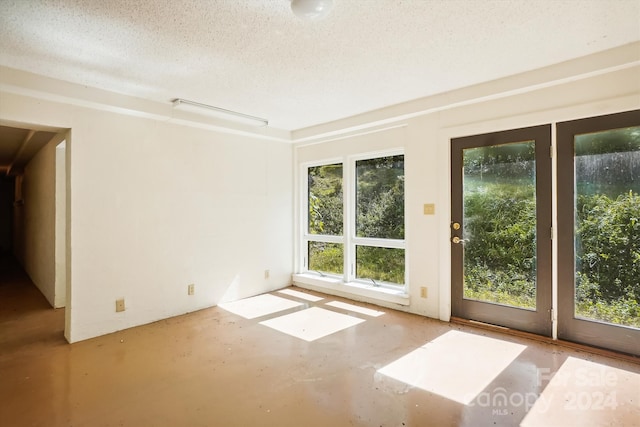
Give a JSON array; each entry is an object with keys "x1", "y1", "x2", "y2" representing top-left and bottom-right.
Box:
[{"x1": 302, "y1": 152, "x2": 405, "y2": 289}]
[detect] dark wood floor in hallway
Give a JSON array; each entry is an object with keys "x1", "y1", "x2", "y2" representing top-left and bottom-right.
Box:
[{"x1": 1, "y1": 257, "x2": 639, "y2": 427}]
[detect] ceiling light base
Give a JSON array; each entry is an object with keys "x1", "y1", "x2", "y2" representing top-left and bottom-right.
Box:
[{"x1": 290, "y1": 0, "x2": 334, "y2": 21}]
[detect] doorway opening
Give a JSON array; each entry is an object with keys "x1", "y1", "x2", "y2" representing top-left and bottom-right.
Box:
[{"x1": 0, "y1": 123, "x2": 69, "y2": 341}]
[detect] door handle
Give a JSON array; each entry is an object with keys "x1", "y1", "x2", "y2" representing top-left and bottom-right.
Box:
[{"x1": 451, "y1": 236, "x2": 467, "y2": 244}]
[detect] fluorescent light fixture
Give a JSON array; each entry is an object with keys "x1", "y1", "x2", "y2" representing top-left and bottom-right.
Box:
[{"x1": 172, "y1": 98, "x2": 268, "y2": 127}]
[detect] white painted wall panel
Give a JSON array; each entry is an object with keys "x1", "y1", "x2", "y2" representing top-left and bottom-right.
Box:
[
  {"x1": 18, "y1": 138, "x2": 56, "y2": 307},
  {"x1": 0, "y1": 92, "x2": 293, "y2": 343}
]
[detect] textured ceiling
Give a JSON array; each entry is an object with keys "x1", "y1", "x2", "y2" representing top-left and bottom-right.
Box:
[{"x1": 0, "y1": 0, "x2": 639, "y2": 131}]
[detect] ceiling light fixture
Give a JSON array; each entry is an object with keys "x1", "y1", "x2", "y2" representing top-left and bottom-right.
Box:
[
  {"x1": 290, "y1": 0, "x2": 334, "y2": 20},
  {"x1": 172, "y1": 98, "x2": 269, "y2": 127}
]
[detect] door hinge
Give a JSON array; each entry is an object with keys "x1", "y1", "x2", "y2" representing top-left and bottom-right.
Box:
[
  {"x1": 550, "y1": 308, "x2": 556, "y2": 322},
  {"x1": 550, "y1": 226, "x2": 554, "y2": 239},
  {"x1": 550, "y1": 145, "x2": 554, "y2": 158}
]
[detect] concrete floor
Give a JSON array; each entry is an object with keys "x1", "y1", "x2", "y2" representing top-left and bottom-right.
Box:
[{"x1": 1, "y1": 257, "x2": 639, "y2": 427}]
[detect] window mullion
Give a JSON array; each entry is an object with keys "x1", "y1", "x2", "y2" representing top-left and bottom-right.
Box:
[
  {"x1": 300, "y1": 164, "x2": 309, "y2": 273},
  {"x1": 344, "y1": 158, "x2": 354, "y2": 282},
  {"x1": 352, "y1": 237, "x2": 405, "y2": 249},
  {"x1": 304, "y1": 234, "x2": 344, "y2": 244}
]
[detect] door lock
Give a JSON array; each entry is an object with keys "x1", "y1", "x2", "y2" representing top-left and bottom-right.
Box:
[{"x1": 452, "y1": 222, "x2": 461, "y2": 230}]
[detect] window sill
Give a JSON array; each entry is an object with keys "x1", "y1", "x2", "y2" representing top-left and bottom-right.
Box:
[{"x1": 291, "y1": 273, "x2": 410, "y2": 306}]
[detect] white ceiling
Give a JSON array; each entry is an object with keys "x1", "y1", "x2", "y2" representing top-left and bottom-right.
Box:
[{"x1": 0, "y1": 0, "x2": 639, "y2": 132}]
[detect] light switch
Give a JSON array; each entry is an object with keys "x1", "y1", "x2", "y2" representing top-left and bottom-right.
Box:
[{"x1": 423, "y1": 203, "x2": 435, "y2": 215}]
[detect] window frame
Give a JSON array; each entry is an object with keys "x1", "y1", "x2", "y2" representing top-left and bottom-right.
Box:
[{"x1": 300, "y1": 149, "x2": 407, "y2": 293}]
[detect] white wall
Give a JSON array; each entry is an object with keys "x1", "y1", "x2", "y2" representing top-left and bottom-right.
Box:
[
  {"x1": 15, "y1": 136, "x2": 58, "y2": 307},
  {"x1": 54, "y1": 141, "x2": 66, "y2": 308},
  {"x1": 0, "y1": 92, "x2": 293, "y2": 343},
  {"x1": 0, "y1": 177, "x2": 13, "y2": 255},
  {"x1": 294, "y1": 64, "x2": 640, "y2": 322}
]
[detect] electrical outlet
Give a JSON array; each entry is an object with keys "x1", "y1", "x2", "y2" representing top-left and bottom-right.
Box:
[
  {"x1": 264, "y1": 269, "x2": 270, "y2": 279},
  {"x1": 420, "y1": 287, "x2": 428, "y2": 298},
  {"x1": 115, "y1": 298, "x2": 125, "y2": 312},
  {"x1": 188, "y1": 284, "x2": 195, "y2": 295}
]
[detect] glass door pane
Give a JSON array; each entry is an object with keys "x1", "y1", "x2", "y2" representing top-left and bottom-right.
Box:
[
  {"x1": 574, "y1": 126, "x2": 640, "y2": 328},
  {"x1": 462, "y1": 141, "x2": 537, "y2": 309}
]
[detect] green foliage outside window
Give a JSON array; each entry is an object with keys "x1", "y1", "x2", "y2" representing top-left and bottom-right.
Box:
[
  {"x1": 356, "y1": 246, "x2": 405, "y2": 284},
  {"x1": 463, "y1": 184, "x2": 537, "y2": 309},
  {"x1": 464, "y1": 187, "x2": 640, "y2": 327},
  {"x1": 308, "y1": 242, "x2": 343, "y2": 275},
  {"x1": 575, "y1": 191, "x2": 640, "y2": 326},
  {"x1": 463, "y1": 127, "x2": 639, "y2": 327},
  {"x1": 308, "y1": 164, "x2": 343, "y2": 236},
  {"x1": 356, "y1": 155, "x2": 405, "y2": 240},
  {"x1": 573, "y1": 126, "x2": 640, "y2": 327}
]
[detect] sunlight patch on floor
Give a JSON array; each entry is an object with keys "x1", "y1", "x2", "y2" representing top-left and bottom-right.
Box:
[
  {"x1": 377, "y1": 330, "x2": 526, "y2": 404},
  {"x1": 260, "y1": 307, "x2": 365, "y2": 342},
  {"x1": 218, "y1": 294, "x2": 303, "y2": 319},
  {"x1": 325, "y1": 300, "x2": 385, "y2": 317},
  {"x1": 520, "y1": 356, "x2": 640, "y2": 427},
  {"x1": 277, "y1": 288, "x2": 324, "y2": 302}
]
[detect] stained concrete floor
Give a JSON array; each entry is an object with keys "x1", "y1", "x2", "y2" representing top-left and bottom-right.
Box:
[{"x1": 1, "y1": 257, "x2": 639, "y2": 427}]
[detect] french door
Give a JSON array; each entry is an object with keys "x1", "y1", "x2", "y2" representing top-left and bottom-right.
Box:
[
  {"x1": 451, "y1": 112, "x2": 640, "y2": 356},
  {"x1": 557, "y1": 110, "x2": 640, "y2": 356},
  {"x1": 451, "y1": 125, "x2": 553, "y2": 336}
]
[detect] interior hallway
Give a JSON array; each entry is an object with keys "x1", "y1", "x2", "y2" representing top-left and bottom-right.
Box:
[{"x1": 1, "y1": 258, "x2": 639, "y2": 427}]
